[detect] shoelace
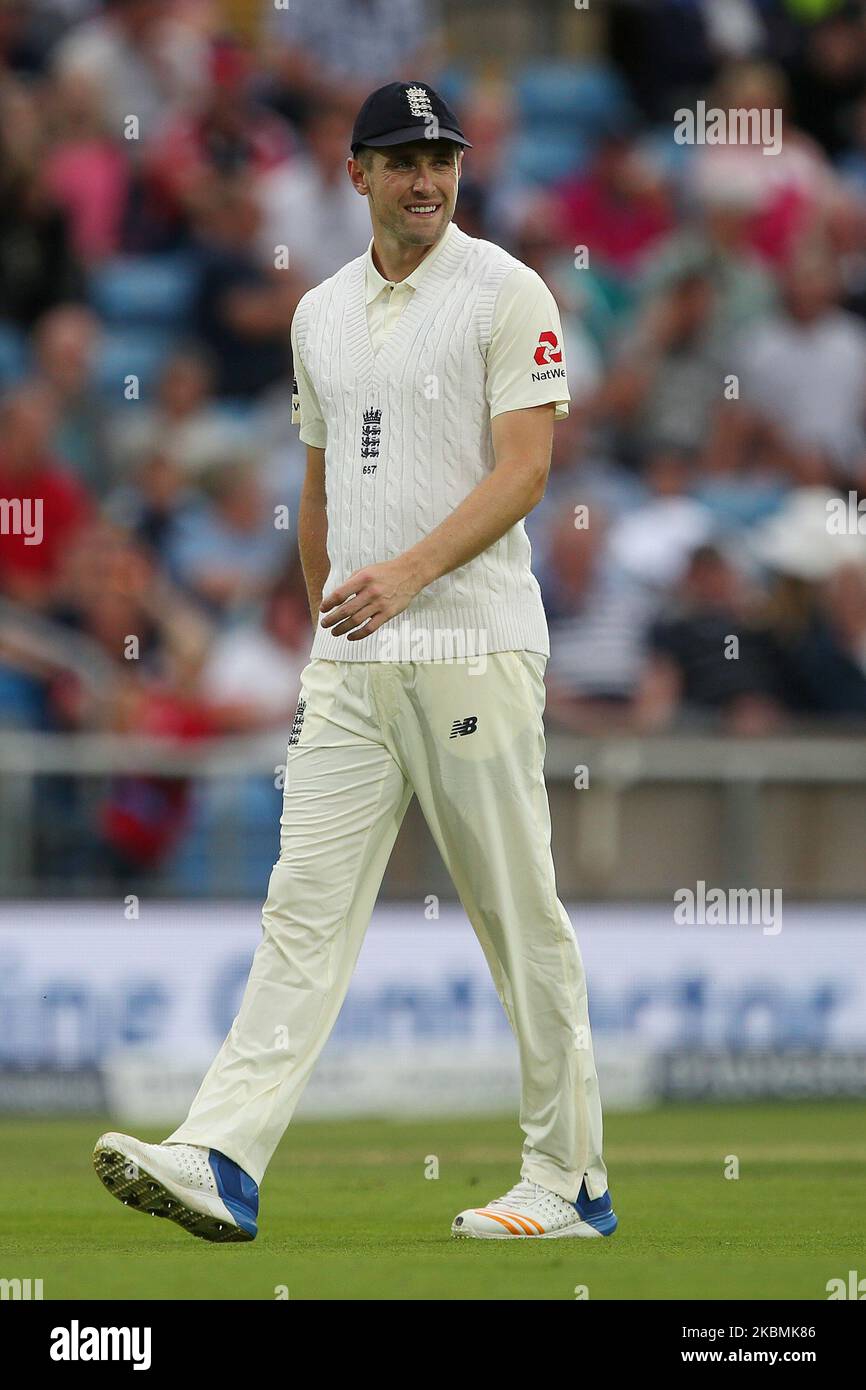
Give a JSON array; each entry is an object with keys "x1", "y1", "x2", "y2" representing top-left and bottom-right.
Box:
[{"x1": 488, "y1": 1179, "x2": 544, "y2": 1209}]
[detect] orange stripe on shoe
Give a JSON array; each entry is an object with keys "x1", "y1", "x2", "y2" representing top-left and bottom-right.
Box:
[
  {"x1": 498, "y1": 1209, "x2": 544, "y2": 1235},
  {"x1": 473, "y1": 1209, "x2": 522, "y2": 1235},
  {"x1": 497, "y1": 1212, "x2": 538, "y2": 1236}
]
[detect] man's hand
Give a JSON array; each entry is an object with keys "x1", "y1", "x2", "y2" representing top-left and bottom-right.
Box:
[
  {"x1": 318, "y1": 556, "x2": 424, "y2": 639},
  {"x1": 318, "y1": 405, "x2": 555, "y2": 640}
]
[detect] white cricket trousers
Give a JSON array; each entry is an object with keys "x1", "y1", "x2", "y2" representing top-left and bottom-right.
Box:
[{"x1": 167, "y1": 650, "x2": 609, "y2": 1201}]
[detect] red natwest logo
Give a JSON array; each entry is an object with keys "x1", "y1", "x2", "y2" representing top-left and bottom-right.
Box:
[{"x1": 534, "y1": 331, "x2": 562, "y2": 366}]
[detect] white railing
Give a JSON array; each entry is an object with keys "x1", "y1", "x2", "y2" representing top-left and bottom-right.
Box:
[{"x1": 3, "y1": 729, "x2": 866, "y2": 895}]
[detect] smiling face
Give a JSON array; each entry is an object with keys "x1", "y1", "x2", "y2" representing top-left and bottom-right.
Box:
[{"x1": 349, "y1": 139, "x2": 462, "y2": 249}]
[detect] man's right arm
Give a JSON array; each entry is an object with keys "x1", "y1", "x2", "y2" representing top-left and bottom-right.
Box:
[
  {"x1": 291, "y1": 305, "x2": 329, "y2": 627},
  {"x1": 298, "y1": 446, "x2": 329, "y2": 628}
]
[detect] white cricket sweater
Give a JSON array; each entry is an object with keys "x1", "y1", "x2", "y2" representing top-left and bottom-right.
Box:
[{"x1": 293, "y1": 223, "x2": 551, "y2": 662}]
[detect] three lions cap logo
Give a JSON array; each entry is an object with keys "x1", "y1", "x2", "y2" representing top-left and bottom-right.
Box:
[{"x1": 405, "y1": 85, "x2": 434, "y2": 120}]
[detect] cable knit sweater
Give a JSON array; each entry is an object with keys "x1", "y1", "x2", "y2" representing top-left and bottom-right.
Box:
[{"x1": 292, "y1": 224, "x2": 552, "y2": 662}]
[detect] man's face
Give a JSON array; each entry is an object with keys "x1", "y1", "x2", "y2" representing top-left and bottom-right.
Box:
[{"x1": 349, "y1": 140, "x2": 462, "y2": 247}]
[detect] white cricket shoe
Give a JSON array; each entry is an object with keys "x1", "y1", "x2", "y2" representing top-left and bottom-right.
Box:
[
  {"x1": 451, "y1": 1177, "x2": 617, "y2": 1239},
  {"x1": 93, "y1": 1132, "x2": 258, "y2": 1243}
]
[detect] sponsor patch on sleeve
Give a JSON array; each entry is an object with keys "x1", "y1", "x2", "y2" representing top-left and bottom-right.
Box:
[{"x1": 531, "y1": 331, "x2": 567, "y2": 383}]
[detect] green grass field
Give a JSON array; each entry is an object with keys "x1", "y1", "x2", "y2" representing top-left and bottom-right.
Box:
[{"x1": 1, "y1": 1102, "x2": 863, "y2": 1300}]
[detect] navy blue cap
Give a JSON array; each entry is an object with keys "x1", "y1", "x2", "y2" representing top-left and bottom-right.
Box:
[{"x1": 351, "y1": 81, "x2": 471, "y2": 155}]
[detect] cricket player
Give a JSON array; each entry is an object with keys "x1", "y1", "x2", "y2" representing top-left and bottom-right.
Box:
[{"x1": 94, "y1": 81, "x2": 616, "y2": 1243}]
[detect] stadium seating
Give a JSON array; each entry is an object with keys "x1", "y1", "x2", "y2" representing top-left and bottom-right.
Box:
[
  {"x1": 87, "y1": 254, "x2": 199, "y2": 330},
  {"x1": 508, "y1": 61, "x2": 632, "y2": 184},
  {"x1": 515, "y1": 62, "x2": 631, "y2": 129}
]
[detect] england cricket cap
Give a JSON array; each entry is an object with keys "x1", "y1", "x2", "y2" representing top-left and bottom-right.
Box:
[{"x1": 350, "y1": 81, "x2": 472, "y2": 154}]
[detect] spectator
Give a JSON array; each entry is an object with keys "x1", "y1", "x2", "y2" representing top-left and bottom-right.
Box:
[
  {"x1": 750, "y1": 484, "x2": 866, "y2": 582},
  {"x1": 0, "y1": 382, "x2": 92, "y2": 606},
  {"x1": 199, "y1": 564, "x2": 311, "y2": 731},
  {"x1": 540, "y1": 507, "x2": 656, "y2": 732},
  {"x1": 166, "y1": 453, "x2": 289, "y2": 618},
  {"x1": 634, "y1": 544, "x2": 784, "y2": 734},
  {"x1": 639, "y1": 178, "x2": 777, "y2": 348},
  {"x1": 143, "y1": 36, "x2": 295, "y2": 241},
  {"x1": 107, "y1": 347, "x2": 244, "y2": 478},
  {"x1": 787, "y1": 7, "x2": 866, "y2": 159},
  {"x1": 0, "y1": 0, "x2": 76, "y2": 79},
  {"x1": 591, "y1": 268, "x2": 729, "y2": 469},
  {"x1": 823, "y1": 189, "x2": 866, "y2": 322},
  {"x1": 190, "y1": 175, "x2": 300, "y2": 399},
  {"x1": 608, "y1": 0, "x2": 744, "y2": 123},
  {"x1": 98, "y1": 692, "x2": 211, "y2": 877},
  {"x1": 53, "y1": 0, "x2": 209, "y2": 146},
  {"x1": 606, "y1": 449, "x2": 716, "y2": 590},
  {"x1": 41, "y1": 68, "x2": 130, "y2": 262},
  {"x1": 32, "y1": 304, "x2": 109, "y2": 492},
  {"x1": 50, "y1": 517, "x2": 210, "y2": 700},
  {"x1": 264, "y1": 0, "x2": 442, "y2": 124},
  {"x1": 255, "y1": 103, "x2": 372, "y2": 284},
  {"x1": 735, "y1": 247, "x2": 866, "y2": 482},
  {"x1": 687, "y1": 61, "x2": 839, "y2": 266},
  {"x1": 105, "y1": 445, "x2": 199, "y2": 565},
  {"x1": 450, "y1": 77, "x2": 516, "y2": 242},
  {"x1": 46, "y1": 519, "x2": 216, "y2": 877},
  {"x1": 0, "y1": 82, "x2": 82, "y2": 329},
  {"x1": 761, "y1": 566, "x2": 866, "y2": 720},
  {"x1": 555, "y1": 121, "x2": 674, "y2": 282}
]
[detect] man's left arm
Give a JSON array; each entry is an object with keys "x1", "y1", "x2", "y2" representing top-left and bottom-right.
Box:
[{"x1": 319, "y1": 267, "x2": 569, "y2": 639}]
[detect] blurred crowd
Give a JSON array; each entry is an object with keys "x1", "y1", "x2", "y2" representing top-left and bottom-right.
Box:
[{"x1": 4, "y1": 0, "x2": 866, "y2": 876}]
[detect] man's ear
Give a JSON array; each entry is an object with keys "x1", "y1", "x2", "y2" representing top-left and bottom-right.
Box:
[{"x1": 347, "y1": 157, "x2": 370, "y2": 197}]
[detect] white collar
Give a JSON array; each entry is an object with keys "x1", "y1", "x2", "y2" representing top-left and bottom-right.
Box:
[{"x1": 365, "y1": 220, "x2": 457, "y2": 304}]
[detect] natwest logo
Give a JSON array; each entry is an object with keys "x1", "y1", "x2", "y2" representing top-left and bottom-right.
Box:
[{"x1": 534, "y1": 331, "x2": 562, "y2": 366}]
